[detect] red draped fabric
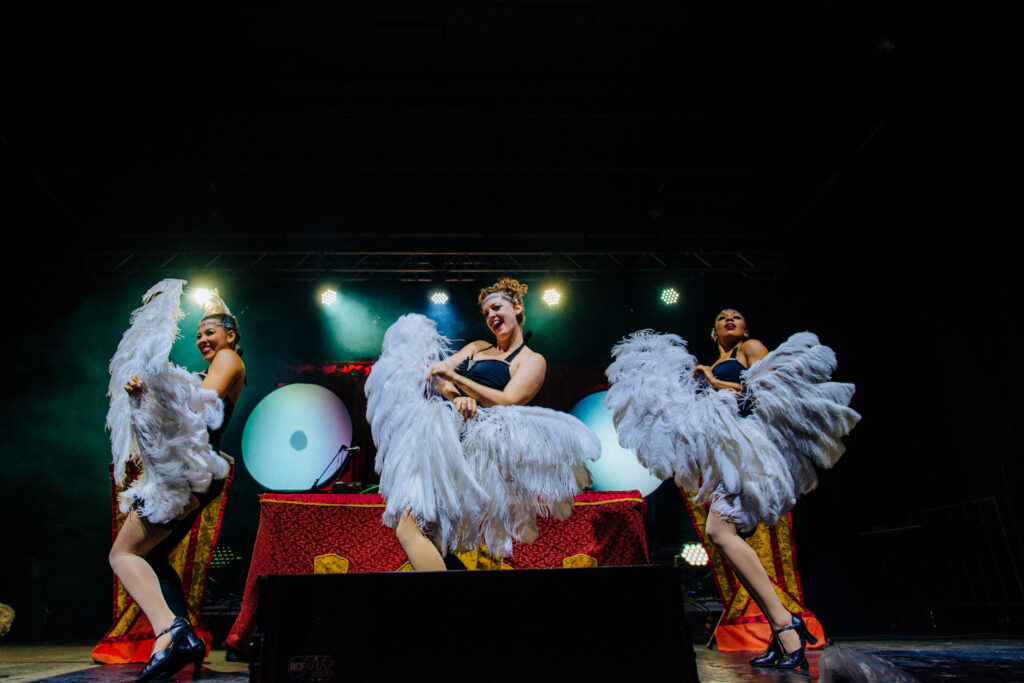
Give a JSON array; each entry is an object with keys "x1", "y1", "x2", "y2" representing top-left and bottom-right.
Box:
[{"x1": 226, "y1": 491, "x2": 648, "y2": 657}]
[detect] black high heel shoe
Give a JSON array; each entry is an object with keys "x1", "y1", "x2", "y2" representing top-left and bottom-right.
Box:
[
  {"x1": 773, "y1": 613, "x2": 818, "y2": 670},
  {"x1": 748, "y1": 636, "x2": 783, "y2": 667},
  {"x1": 136, "y1": 616, "x2": 206, "y2": 682}
]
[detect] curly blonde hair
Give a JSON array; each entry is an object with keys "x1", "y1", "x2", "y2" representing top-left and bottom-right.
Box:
[{"x1": 478, "y1": 277, "x2": 528, "y2": 324}]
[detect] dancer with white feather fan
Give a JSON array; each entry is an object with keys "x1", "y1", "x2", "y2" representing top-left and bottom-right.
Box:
[
  {"x1": 107, "y1": 280, "x2": 245, "y2": 682},
  {"x1": 606, "y1": 309, "x2": 859, "y2": 670},
  {"x1": 365, "y1": 277, "x2": 600, "y2": 570}
]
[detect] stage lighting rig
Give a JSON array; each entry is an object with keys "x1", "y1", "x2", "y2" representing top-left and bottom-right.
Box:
[
  {"x1": 321, "y1": 288, "x2": 338, "y2": 306},
  {"x1": 429, "y1": 289, "x2": 449, "y2": 305},
  {"x1": 680, "y1": 543, "x2": 709, "y2": 567},
  {"x1": 660, "y1": 288, "x2": 680, "y2": 305},
  {"x1": 542, "y1": 288, "x2": 561, "y2": 306}
]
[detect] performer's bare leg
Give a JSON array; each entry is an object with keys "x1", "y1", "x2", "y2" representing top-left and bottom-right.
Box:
[
  {"x1": 108, "y1": 496, "x2": 200, "y2": 654},
  {"x1": 396, "y1": 512, "x2": 446, "y2": 571},
  {"x1": 705, "y1": 510, "x2": 801, "y2": 653}
]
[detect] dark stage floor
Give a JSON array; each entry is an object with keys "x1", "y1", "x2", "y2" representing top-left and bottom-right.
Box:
[{"x1": 1, "y1": 639, "x2": 1023, "y2": 682}]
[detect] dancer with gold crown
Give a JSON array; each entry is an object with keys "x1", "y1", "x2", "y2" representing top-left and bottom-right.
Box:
[
  {"x1": 365, "y1": 277, "x2": 600, "y2": 570},
  {"x1": 107, "y1": 280, "x2": 245, "y2": 682}
]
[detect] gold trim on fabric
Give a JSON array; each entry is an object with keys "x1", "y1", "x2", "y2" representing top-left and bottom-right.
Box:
[
  {"x1": 456, "y1": 547, "x2": 512, "y2": 570},
  {"x1": 313, "y1": 554, "x2": 351, "y2": 574},
  {"x1": 262, "y1": 499, "x2": 387, "y2": 509},
  {"x1": 571, "y1": 497, "x2": 643, "y2": 506},
  {"x1": 561, "y1": 554, "x2": 599, "y2": 569}
]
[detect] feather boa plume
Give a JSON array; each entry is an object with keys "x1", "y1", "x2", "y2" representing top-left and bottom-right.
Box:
[
  {"x1": 365, "y1": 314, "x2": 486, "y2": 553},
  {"x1": 106, "y1": 279, "x2": 226, "y2": 524},
  {"x1": 606, "y1": 329, "x2": 858, "y2": 531}
]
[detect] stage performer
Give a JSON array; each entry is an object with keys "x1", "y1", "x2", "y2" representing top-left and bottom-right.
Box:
[
  {"x1": 606, "y1": 309, "x2": 859, "y2": 670},
  {"x1": 365, "y1": 277, "x2": 600, "y2": 570},
  {"x1": 106, "y1": 280, "x2": 245, "y2": 682}
]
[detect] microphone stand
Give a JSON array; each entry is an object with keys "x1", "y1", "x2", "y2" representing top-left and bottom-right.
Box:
[{"x1": 310, "y1": 444, "x2": 361, "y2": 491}]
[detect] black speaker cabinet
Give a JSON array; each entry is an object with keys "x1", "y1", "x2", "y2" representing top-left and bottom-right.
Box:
[{"x1": 252, "y1": 565, "x2": 698, "y2": 682}]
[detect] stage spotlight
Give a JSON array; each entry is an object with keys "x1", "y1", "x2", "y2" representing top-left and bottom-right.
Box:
[
  {"x1": 660, "y1": 287, "x2": 680, "y2": 305},
  {"x1": 680, "y1": 542, "x2": 709, "y2": 567},
  {"x1": 429, "y1": 289, "x2": 449, "y2": 305},
  {"x1": 192, "y1": 288, "x2": 213, "y2": 307},
  {"x1": 321, "y1": 288, "x2": 338, "y2": 306},
  {"x1": 542, "y1": 288, "x2": 561, "y2": 306}
]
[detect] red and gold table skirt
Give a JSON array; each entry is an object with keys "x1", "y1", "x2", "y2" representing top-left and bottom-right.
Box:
[{"x1": 226, "y1": 491, "x2": 649, "y2": 656}]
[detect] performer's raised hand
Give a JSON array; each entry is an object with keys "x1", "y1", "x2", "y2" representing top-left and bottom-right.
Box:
[
  {"x1": 693, "y1": 364, "x2": 715, "y2": 386},
  {"x1": 428, "y1": 359, "x2": 456, "y2": 381},
  {"x1": 124, "y1": 375, "x2": 147, "y2": 397}
]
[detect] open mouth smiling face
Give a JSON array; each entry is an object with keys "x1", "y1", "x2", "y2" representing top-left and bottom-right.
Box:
[
  {"x1": 482, "y1": 298, "x2": 520, "y2": 336},
  {"x1": 196, "y1": 324, "x2": 230, "y2": 361}
]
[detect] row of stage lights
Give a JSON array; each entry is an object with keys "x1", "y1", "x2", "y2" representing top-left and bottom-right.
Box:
[
  {"x1": 194, "y1": 285, "x2": 681, "y2": 309},
  {"x1": 314, "y1": 286, "x2": 682, "y2": 308}
]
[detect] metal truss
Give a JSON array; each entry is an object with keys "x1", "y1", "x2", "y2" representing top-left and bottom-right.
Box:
[{"x1": 83, "y1": 249, "x2": 784, "y2": 282}]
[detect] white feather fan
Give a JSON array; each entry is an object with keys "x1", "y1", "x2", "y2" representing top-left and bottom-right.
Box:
[
  {"x1": 365, "y1": 313, "x2": 600, "y2": 557},
  {"x1": 606, "y1": 329, "x2": 858, "y2": 532},
  {"x1": 106, "y1": 279, "x2": 226, "y2": 524}
]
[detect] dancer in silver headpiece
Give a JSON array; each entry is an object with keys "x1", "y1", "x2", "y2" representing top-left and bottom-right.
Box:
[{"x1": 106, "y1": 280, "x2": 245, "y2": 681}]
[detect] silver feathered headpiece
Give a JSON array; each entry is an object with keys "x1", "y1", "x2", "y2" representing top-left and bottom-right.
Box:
[{"x1": 195, "y1": 288, "x2": 235, "y2": 330}]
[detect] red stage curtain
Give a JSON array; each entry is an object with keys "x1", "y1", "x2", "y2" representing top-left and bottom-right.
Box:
[{"x1": 226, "y1": 491, "x2": 648, "y2": 657}]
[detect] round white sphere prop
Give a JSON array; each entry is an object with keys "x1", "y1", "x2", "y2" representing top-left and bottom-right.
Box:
[
  {"x1": 242, "y1": 383, "x2": 354, "y2": 491},
  {"x1": 570, "y1": 390, "x2": 663, "y2": 497}
]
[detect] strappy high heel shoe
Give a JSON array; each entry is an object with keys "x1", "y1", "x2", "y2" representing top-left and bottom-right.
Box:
[
  {"x1": 773, "y1": 613, "x2": 818, "y2": 670},
  {"x1": 136, "y1": 616, "x2": 206, "y2": 682},
  {"x1": 748, "y1": 636, "x2": 783, "y2": 667}
]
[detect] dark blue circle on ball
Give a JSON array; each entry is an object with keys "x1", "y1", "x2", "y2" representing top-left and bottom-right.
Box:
[{"x1": 290, "y1": 430, "x2": 308, "y2": 451}]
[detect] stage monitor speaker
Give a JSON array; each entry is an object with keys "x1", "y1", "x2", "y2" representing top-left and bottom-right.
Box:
[{"x1": 252, "y1": 565, "x2": 698, "y2": 682}]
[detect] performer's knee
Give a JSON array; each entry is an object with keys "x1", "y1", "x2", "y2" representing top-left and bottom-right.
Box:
[
  {"x1": 108, "y1": 547, "x2": 131, "y2": 574},
  {"x1": 704, "y1": 515, "x2": 734, "y2": 549}
]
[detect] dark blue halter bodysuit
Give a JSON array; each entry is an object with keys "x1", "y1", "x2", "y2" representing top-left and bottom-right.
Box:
[
  {"x1": 454, "y1": 342, "x2": 527, "y2": 393},
  {"x1": 207, "y1": 397, "x2": 234, "y2": 452},
  {"x1": 712, "y1": 347, "x2": 745, "y2": 384},
  {"x1": 712, "y1": 347, "x2": 753, "y2": 416}
]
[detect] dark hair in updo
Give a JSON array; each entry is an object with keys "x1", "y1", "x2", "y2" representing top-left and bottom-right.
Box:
[
  {"x1": 713, "y1": 308, "x2": 750, "y2": 340},
  {"x1": 200, "y1": 314, "x2": 244, "y2": 357}
]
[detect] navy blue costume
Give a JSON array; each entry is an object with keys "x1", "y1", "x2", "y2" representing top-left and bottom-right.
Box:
[
  {"x1": 712, "y1": 347, "x2": 753, "y2": 417},
  {"x1": 711, "y1": 347, "x2": 745, "y2": 384},
  {"x1": 207, "y1": 397, "x2": 234, "y2": 452},
  {"x1": 454, "y1": 342, "x2": 527, "y2": 393}
]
